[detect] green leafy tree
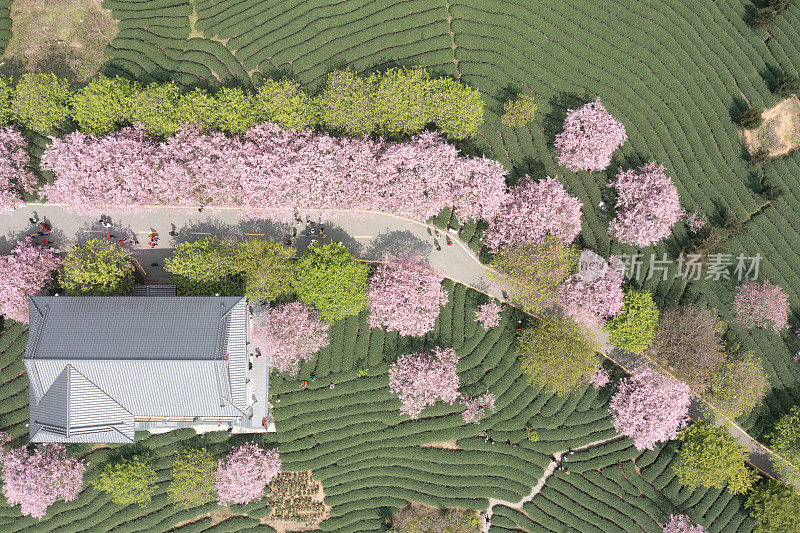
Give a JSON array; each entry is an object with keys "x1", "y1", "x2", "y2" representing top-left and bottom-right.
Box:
[
  {"x1": 428, "y1": 76, "x2": 484, "y2": 139},
  {"x1": 704, "y1": 350, "x2": 768, "y2": 419},
  {"x1": 768, "y1": 405, "x2": 800, "y2": 486},
  {"x1": 0, "y1": 77, "x2": 15, "y2": 126},
  {"x1": 292, "y1": 242, "x2": 370, "y2": 321},
  {"x1": 517, "y1": 316, "x2": 600, "y2": 396},
  {"x1": 753, "y1": 7, "x2": 779, "y2": 30},
  {"x1": 370, "y1": 67, "x2": 431, "y2": 135},
  {"x1": 168, "y1": 448, "x2": 216, "y2": 508},
  {"x1": 254, "y1": 78, "x2": 319, "y2": 130},
  {"x1": 176, "y1": 88, "x2": 216, "y2": 129},
  {"x1": 773, "y1": 74, "x2": 800, "y2": 97},
  {"x1": 70, "y1": 76, "x2": 136, "y2": 135},
  {"x1": 212, "y1": 86, "x2": 257, "y2": 133},
  {"x1": 738, "y1": 106, "x2": 764, "y2": 129},
  {"x1": 59, "y1": 239, "x2": 135, "y2": 296},
  {"x1": 749, "y1": 148, "x2": 771, "y2": 168},
  {"x1": 232, "y1": 239, "x2": 295, "y2": 301},
  {"x1": 127, "y1": 82, "x2": 182, "y2": 137},
  {"x1": 92, "y1": 455, "x2": 157, "y2": 507},
  {"x1": 674, "y1": 421, "x2": 757, "y2": 495},
  {"x1": 490, "y1": 235, "x2": 579, "y2": 314},
  {"x1": 164, "y1": 237, "x2": 239, "y2": 295},
  {"x1": 605, "y1": 289, "x2": 659, "y2": 354},
  {"x1": 11, "y1": 73, "x2": 71, "y2": 133},
  {"x1": 746, "y1": 479, "x2": 800, "y2": 533},
  {"x1": 501, "y1": 94, "x2": 537, "y2": 127},
  {"x1": 316, "y1": 69, "x2": 376, "y2": 136}
]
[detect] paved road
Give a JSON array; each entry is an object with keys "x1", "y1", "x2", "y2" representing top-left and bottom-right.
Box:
[{"x1": 0, "y1": 202, "x2": 794, "y2": 486}]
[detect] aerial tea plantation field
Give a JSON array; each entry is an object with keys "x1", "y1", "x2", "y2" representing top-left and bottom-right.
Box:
[
  {"x1": 0, "y1": 283, "x2": 755, "y2": 531},
  {"x1": 96, "y1": 0, "x2": 800, "y2": 443}
]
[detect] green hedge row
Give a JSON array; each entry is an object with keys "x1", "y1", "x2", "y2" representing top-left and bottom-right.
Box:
[{"x1": 0, "y1": 68, "x2": 482, "y2": 139}]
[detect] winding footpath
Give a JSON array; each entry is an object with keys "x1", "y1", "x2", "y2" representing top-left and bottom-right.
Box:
[{"x1": 0, "y1": 203, "x2": 796, "y2": 492}]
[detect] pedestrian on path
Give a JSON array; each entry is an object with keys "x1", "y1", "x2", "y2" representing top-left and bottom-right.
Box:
[
  {"x1": 28, "y1": 215, "x2": 39, "y2": 225},
  {"x1": 105, "y1": 233, "x2": 115, "y2": 239},
  {"x1": 151, "y1": 263, "x2": 159, "y2": 267},
  {"x1": 301, "y1": 380, "x2": 309, "y2": 389},
  {"x1": 446, "y1": 236, "x2": 452, "y2": 247},
  {"x1": 39, "y1": 222, "x2": 51, "y2": 233}
]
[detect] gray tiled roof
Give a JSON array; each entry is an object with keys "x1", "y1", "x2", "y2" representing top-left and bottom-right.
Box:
[
  {"x1": 29, "y1": 365, "x2": 134, "y2": 443},
  {"x1": 26, "y1": 296, "x2": 241, "y2": 360},
  {"x1": 25, "y1": 296, "x2": 249, "y2": 443}
]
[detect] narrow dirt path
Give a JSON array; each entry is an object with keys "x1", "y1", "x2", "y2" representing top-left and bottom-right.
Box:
[{"x1": 481, "y1": 436, "x2": 626, "y2": 532}]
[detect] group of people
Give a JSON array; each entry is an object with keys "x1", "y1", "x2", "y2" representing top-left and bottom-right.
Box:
[{"x1": 28, "y1": 215, "x2": 54, "y2": 247}]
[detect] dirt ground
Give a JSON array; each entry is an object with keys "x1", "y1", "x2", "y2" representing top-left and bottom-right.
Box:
[
  {"x1": 421, "y1": 439, "x2": 459, "y2": 449},
  {"x1": 741, "y1": 95, "x2": 800, "y2": 157},
  {"x1": 1, "y1": 0, "x2": 117, "y2": 80}
]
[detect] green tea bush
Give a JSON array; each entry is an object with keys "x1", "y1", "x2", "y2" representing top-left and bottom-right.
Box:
[{"x1": 0, "y1": 77, "x2": 14, "y2": 126}]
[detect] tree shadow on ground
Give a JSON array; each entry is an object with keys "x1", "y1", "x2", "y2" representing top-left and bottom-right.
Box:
[
  {"x1": 541, "y1": 90, "x2": 595, "y2": 147},
  {"x1": 170, "y1": 218, "x2": 289, "y2": 246},
  {"x1": 363, "y1": 230, "x2": 433, "y2": 261}
]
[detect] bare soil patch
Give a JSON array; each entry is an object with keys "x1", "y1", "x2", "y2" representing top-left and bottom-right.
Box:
[
  {"x1": 741, "y1": 95, "x2": 800, "y2": 158},
  {"x1": 171, "y1": 508, "x2": 238, "y2": 530},
  {"x1": 1, "y1": 0, "x2": 117, "y2": 80},
  {"x1": 390, "y1": 502, "x2": 480, "y2": 532},
  {"x1": 421, "y1": 439, "x2": 459, "y2": 449}
]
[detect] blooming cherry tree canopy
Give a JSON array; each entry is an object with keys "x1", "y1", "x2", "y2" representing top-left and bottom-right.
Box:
[
  {"x1": 608, "y1": 162, "x2": 682, "y2": 247},
  {"x1": 554, "y1": 98, "x2": 627, "y2": 172},
  {"x1": 663, "y1": 514, "x2": 707, "y2": 533},
  {"x1": 609, "y1": 368, "x2": 691, "y2": 450},
  {"x1": 215, "y1": 444, "x2": 281, "y2": 506},
  {"x1": 461, "y1": 391, "x2": 496, "y2": 424},
  {"x1": 0, "y1": 237, "x2": 61, "y2": 323},
  {"x1": 388, "y1": 347, "x2": 461, "y2": 419},
  {"x1": 475, "y1": 301, "x2": 503, "y2": 329},
  {"x1": 366, "y1": 253, "x2": 448, "y2": 337},
  {"x1": 250, "y1": 302, "x2": 330, "y2": 374},
  {"x1": 41, "y1": 124, "x2": 507, "y2": 222},
  {"x1": 588, "y1": 367, "x2": 611, "y2": 389},
  {"x1": 485, "y1": 176, "x2": 583, "y2": 252},
  {"x1": 560, "y1": 252, "x2": 625, "y2": 327},
  {"x1": 733, "y1": 280, "x2": 789, "y2": 333},
  {"x1": 0, "y1": 127, "x2": 37, "y2": 213},
  {"x1": 0, "y1": 433, "x2": 85, "y2": 519}
]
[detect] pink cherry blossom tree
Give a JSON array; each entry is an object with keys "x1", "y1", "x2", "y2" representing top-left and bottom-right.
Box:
[
  {"x1": 0, "y1": 127, "x2": 37, "y2": 213},
  {"x1": 475, "y1": 301, "x2": 503, "y2": 329},
  {"x1": 484, "y1": 176, "x2": 583, "y2": 252},
  {"x1": 554, "y1": 98, "x2": 627, "y2": 172},
  {"x1": 609, "y1": 368, "x2": 691, "y2": 450},
  {"x1": 608, "y1": 162, "x2": 682, "y2": 247},
  {"x1": 366, "y1": 253, "x2": 448, "y2": 337},
  {"x1": 663, "y1": 514, "x2": 707, "y2": 533},
  {"x1": 388, "y1": 347, "x2": 461, "y2": 419},
  {"x1": 0, "y1": 237, "x2": 61, "y2": 323},
  {"x1": 560, "y1": 252, "x2": 625, "y2": 327},
  {"x1": 733, "y1": 280, "x2": 789, "y2": 333},
  {"x1": 588, "y1": 367, "x2": 611, "y2": 389},
  {"x1": 0, "y1": 433, "x2": 86, "y2": 519},
  {"x1": 684, "y1": 211, "x2": 707, "y2": 233},
  {"x1": 250, "y1": 302, "x2": 330, "y2": 375},
  {"x1": 461, "y1": 391, "x2": 496, "y2": 424},
  {"x1": 41, "y1": 124, "x2": 507, "y2": 222},
  {"x1": 215, "y1": 443, "x2": 281, "y2": 506}
]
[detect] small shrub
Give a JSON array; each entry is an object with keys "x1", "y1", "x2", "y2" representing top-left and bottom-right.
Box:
[
  {"x1": 738, "y1": 106, "x2": 764, "y2": 129},
  {"x1": 213, "y1": 86, "x2": 257, "y2": 133},
  {"x1": 605, "y1": 289, "x2": 659, "y2": 354},
  {"x1": 501, "y1": 94, "x2": 537, "y2": 127},
  {"x1": 70, "y1": 76, "x2": 136, "y2": 135},
  {"x1": 772, "y1": 74, "x2": 800, "y2": 97}
]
